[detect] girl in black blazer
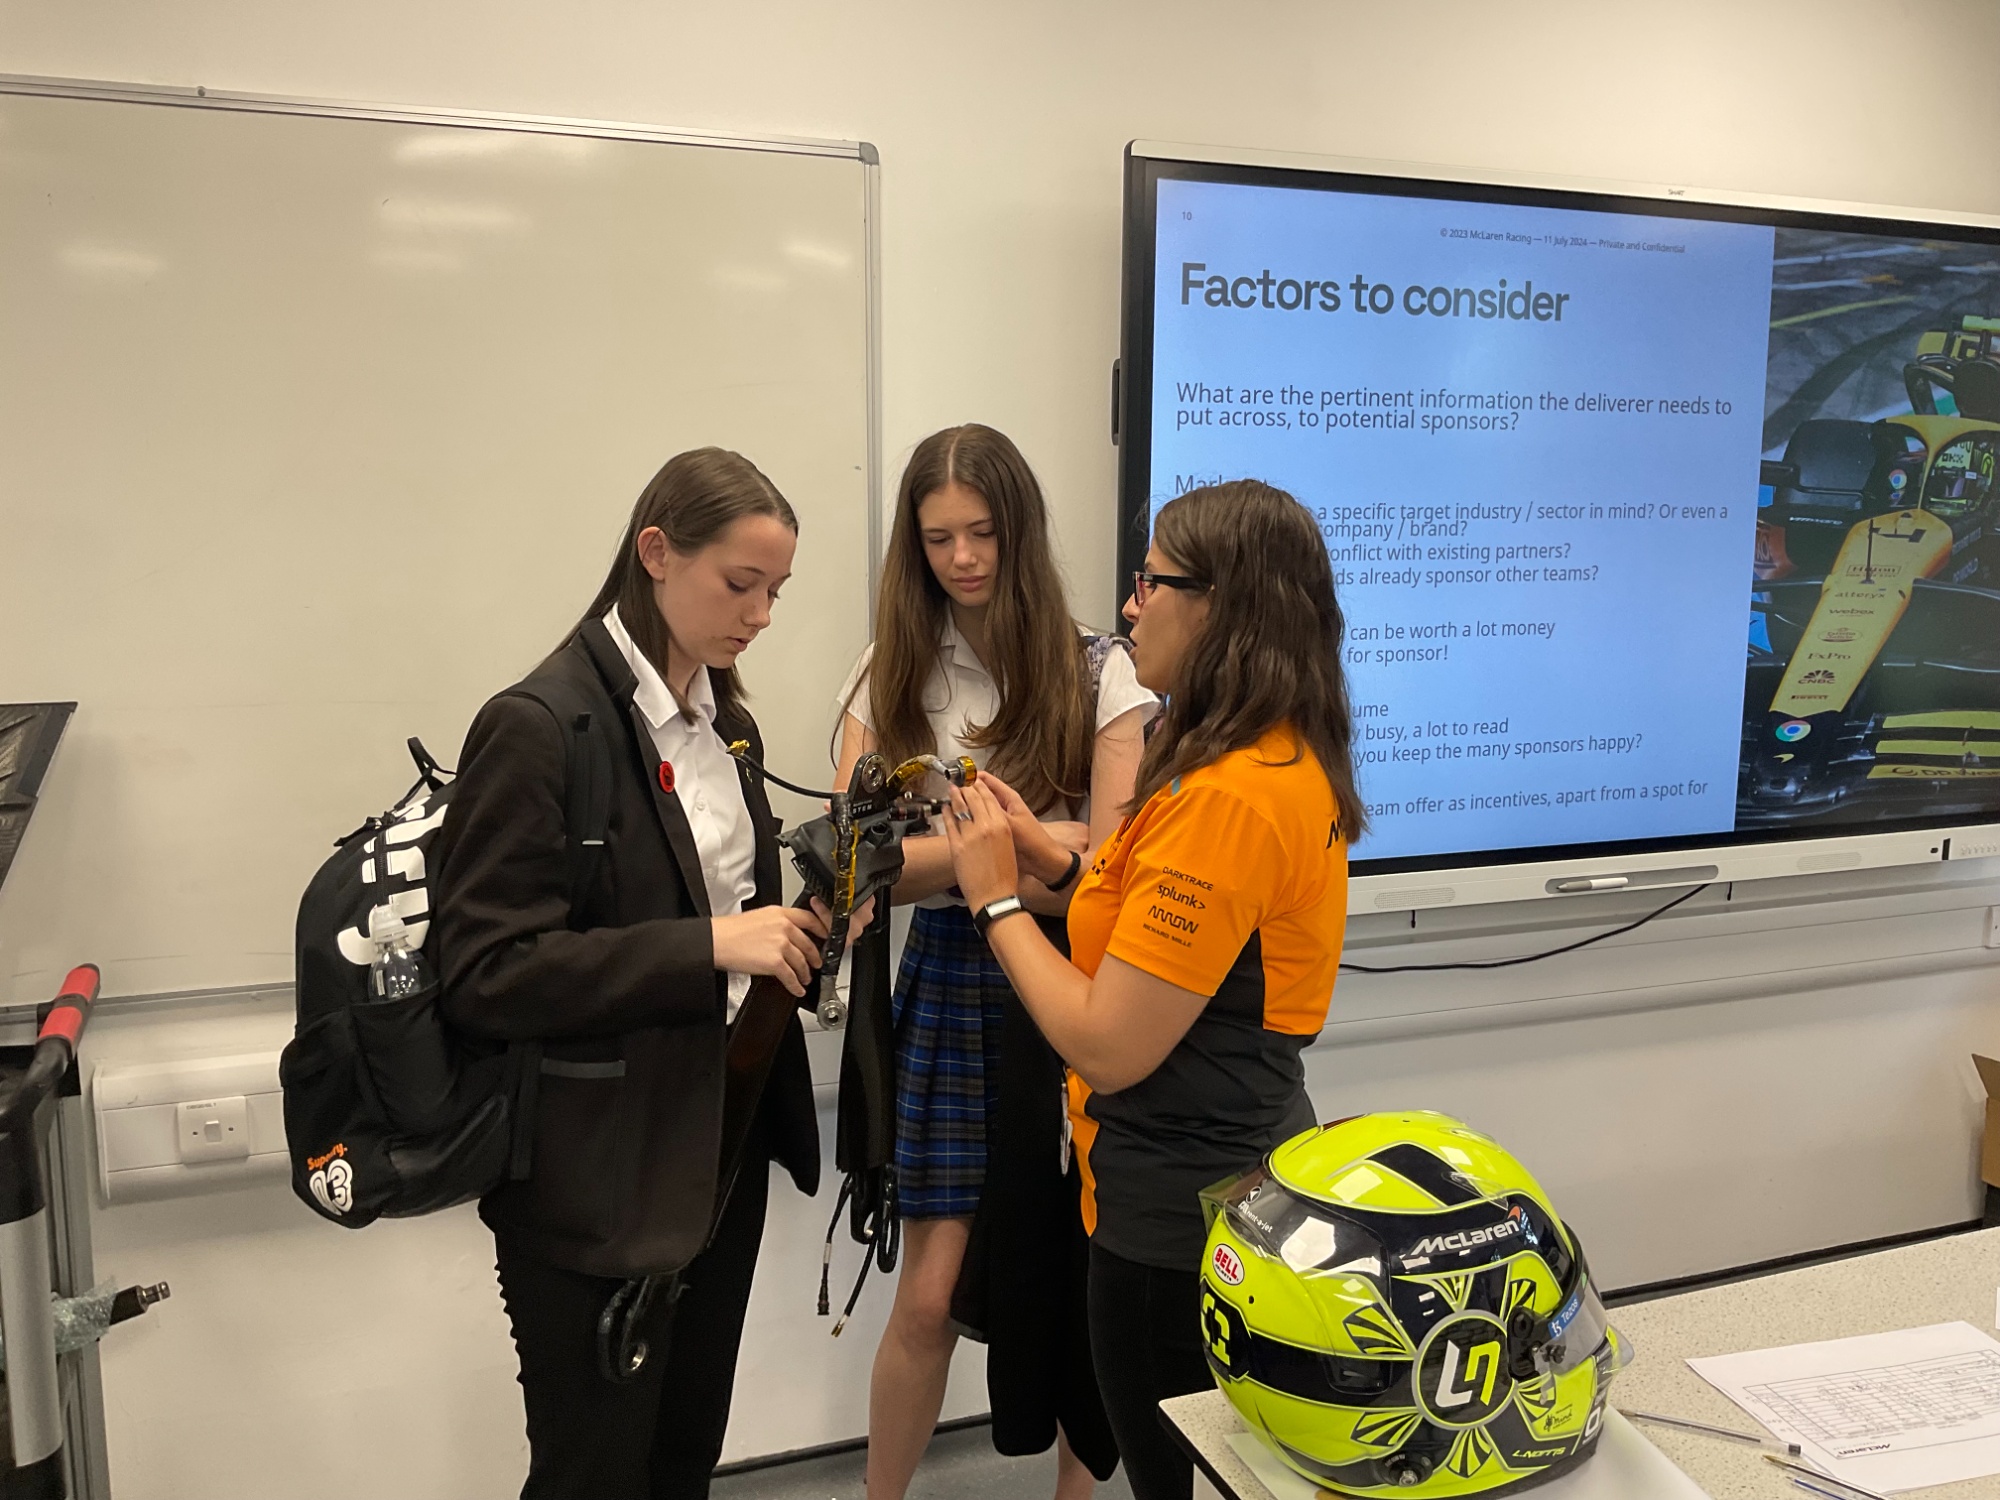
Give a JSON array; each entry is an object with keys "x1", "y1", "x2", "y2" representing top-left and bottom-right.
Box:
[{"x1": 432, "y1": 449, "x2": 856, "y2": 1500}]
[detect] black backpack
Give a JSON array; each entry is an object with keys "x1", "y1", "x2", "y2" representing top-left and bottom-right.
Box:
[{"x1": 280, "y1": 681, "x2": 611, "y2": 1227}]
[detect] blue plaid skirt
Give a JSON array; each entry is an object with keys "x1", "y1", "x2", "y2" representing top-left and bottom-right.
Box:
[{"x1": 892, "y1": 904, "x2": 1010, "y2": 1220}]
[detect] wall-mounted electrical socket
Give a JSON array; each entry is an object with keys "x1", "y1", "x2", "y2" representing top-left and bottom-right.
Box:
[{"x1": 176, "y1": 1096, "x2": 250, "y2": 1164}]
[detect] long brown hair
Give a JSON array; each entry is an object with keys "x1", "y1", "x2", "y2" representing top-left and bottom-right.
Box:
[
  {"x1": 568, "y1": 448, "x2": 796, "y2": 719},
  {"x1": 858, "y1": 425, "x2": 1091, "y2": 813},
  {"x1": 1131, "y1": 480, "x2": 1367, "y2": 841}
]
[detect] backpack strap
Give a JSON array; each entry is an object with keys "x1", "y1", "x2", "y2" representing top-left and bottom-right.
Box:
[
  {"x1": 504, "y1": 680, "x2": 614, "y2": 925},
  {"x1": 1082, "y1": 632, "x2": 1134, "y2": 715},
  {"x1": 494, "y1": 678, "x2": 616, "y2": 1181}
]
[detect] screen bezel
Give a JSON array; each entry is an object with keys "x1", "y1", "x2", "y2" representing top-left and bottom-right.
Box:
[{"x1": 1116, "y1": 140, "x2": 2000, "y2": 893}]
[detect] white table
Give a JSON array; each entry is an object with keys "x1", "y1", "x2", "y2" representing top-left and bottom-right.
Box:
[
  {"x1": 1162, "y1": 1393, "x2": 1707, "y2": 1499},
  {"x1": 1161, "y1": 1225, "x2": 2000, "y2": 1499},
  {"x1": 1612, "y1": 1225, "x2": 2000, "y2": 1498}
]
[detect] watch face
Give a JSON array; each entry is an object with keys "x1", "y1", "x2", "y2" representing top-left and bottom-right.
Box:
[{"x1": 976, "y1": 897, "x2": 1021, "y2": 934}]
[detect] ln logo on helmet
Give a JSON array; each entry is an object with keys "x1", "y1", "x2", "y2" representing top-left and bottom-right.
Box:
[
  {"x1": 1414, "y1": 1311, "x2": 1513, "y2": 1429},
  {"x1": 1211, "y1": 1244, "x2": 1245, "y2": 1286},
  {"x1": 305, "y1": 1144, "x2": 355, "y2": 1216}
]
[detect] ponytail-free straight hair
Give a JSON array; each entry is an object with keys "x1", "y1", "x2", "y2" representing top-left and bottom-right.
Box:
[
  {"x1": 1132, "y1": 480, "x2": 1368, "y2": 842},
  {"x1": 568, "y1": 448, "x2": 796, "y2": 719},
  {"x1": 858, "y1": 425, "x2": 1092, "y2": 813}
]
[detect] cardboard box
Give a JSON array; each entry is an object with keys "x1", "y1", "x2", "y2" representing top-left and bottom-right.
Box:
[{"x1": 1974, "y1": 1055, "x2": 2000, "y2": 1188}]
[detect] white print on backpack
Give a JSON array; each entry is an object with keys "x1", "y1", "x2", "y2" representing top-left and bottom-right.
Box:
[
  {"x1": 334, "y1": 794, "x2": 449, "y2": 965},
  {"x1": 309, "y1": 1156, "x2": 354, "y2": 1215}
]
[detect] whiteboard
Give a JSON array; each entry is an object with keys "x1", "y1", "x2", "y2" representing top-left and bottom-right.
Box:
[{"x1": 0, "y1": 80, "x2": 879, "y2": 1002}]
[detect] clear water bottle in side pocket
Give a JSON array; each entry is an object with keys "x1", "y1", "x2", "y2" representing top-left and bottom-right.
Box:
[
  {"x1": 353, "y1": 906, "x2": 460, "y2": 1134},
  {"x1": 368, "y1": 906, "x2": 434, "y2": 1002}
]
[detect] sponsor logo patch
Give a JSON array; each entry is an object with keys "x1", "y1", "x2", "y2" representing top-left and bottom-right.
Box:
[
  {"x1": 307, "y1": 1145, "x2": 355, "y2": 1216},
  {"x1": 1211, "y1": 1244, "x2": 1244, "y2": 1286},
  {"x1": 1414, "y1": 1311, "x2": 1513, "y2": 1429},
  {"x1": 1407, "y1": 1207, "x2": 1527, "y2": 1261}
]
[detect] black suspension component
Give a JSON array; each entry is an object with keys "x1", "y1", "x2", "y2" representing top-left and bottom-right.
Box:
[{"x1": 729, "y1": 746, "x2": 972, "y2": 1333}]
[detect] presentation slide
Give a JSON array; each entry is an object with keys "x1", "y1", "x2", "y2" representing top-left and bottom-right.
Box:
[{"x1": 1149, "y1": 177, "x2": 1776, "y2": 862}]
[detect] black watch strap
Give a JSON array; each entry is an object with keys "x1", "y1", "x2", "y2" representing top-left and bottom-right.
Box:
[
  {"x1": 1047, "y1": 849, "x2": 1084, "y2": 894},
  {"x1": 972, "y1": 895, "x2": 1027, "y2": 938}
]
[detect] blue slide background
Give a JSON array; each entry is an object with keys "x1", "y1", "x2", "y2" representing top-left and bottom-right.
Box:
[{"x1": 1149, "y1": 178, "x2": 1775, "y2": 861}]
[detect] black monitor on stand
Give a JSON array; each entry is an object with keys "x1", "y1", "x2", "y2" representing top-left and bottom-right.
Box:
[{"x1": 0, "y1": 705, "x2": 75, "y2": 896}]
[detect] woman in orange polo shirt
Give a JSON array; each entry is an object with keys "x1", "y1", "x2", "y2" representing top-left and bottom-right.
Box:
[{"x1": 944, "y1": 479, "x2": 1365, "y2": 1500}]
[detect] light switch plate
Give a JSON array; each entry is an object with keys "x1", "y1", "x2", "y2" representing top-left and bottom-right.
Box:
[{"x1": 176, "y1": 1096, "x2": 250, "y2": 1164}]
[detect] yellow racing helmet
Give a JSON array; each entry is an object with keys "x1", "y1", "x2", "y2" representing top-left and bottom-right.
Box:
[{"x1": 1198, "y1": 1112, "x2": 1628, "y2": 1496}]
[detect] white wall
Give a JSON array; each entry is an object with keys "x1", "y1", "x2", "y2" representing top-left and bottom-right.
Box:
[
  {"x1": 20, "y1": 0, "x2": 2000, "y2": 629},
  {"x1": 12, "y1": 1, "x2": 2000, "y2": 1495}
]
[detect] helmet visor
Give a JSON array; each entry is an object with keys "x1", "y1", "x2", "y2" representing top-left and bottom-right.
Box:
[
  {"x1": 1202, "y1": 1166, "x2": 1387, "y2": 1277},
  {"x1": 1538, "y1": 1269, "x2": 1618, "y2": 1376}
]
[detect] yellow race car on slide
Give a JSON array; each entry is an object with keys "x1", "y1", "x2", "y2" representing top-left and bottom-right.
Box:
[{"x1": 1747, "y1": 371, "x2": 2000, "y2": 820}]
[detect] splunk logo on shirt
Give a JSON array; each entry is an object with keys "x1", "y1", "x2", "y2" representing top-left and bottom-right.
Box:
[{"x1": 1176, "y1": 262, "x2": 1572, "y2": 322}]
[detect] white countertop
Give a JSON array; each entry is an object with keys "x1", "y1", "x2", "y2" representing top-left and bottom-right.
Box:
[{"x1": 1611, "y1": 1225, "x2": 2000, "y2": 1498}]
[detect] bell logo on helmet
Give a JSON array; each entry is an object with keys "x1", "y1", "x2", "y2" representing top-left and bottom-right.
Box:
[
  {"x1": 1414, "y1": 1311, "x2": 1513, "y2": 1429},
  {"x1": 1211, "y1": 1243, "x2": 1245, "y2": 1286}
]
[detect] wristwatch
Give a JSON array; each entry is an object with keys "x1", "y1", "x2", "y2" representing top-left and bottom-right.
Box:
[
  {"x1": 1046, "y1": 849, "x2": 1084, "y2": 894},
  {"x1": 972, "y1": 895, "x2": 1028, "y2": 938}
]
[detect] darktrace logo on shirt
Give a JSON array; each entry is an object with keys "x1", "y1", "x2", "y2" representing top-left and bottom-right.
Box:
[{"x1": 1147, "y1": 865, "x2": 1212, "y2": 948}]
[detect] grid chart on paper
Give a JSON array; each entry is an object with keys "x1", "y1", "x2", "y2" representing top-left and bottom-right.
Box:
[{"x1": 1747, "y1": 1350, "x2": 2000, "y2": 1446}]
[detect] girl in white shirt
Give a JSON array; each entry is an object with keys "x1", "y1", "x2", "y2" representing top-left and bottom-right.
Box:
[{"x1": 835, "y1": 425, "x2": 1156, "y2": 1500}]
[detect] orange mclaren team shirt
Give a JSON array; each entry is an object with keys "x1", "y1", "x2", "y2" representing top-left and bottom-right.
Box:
[{"x1": 1066, "y1": 723, "x2": 1348, "y2": 1271}]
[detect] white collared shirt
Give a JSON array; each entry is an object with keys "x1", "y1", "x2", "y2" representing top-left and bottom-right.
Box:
[
  {"x1": 835, "y1": 616, "x2": 1159, "y2": 908},
  {"x1": 605, "y1": 606, "x2": 757, "y2": 1019}
]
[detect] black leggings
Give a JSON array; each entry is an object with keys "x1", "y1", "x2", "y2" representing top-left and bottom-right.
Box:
[
  {"x1": 1087, "y1": 1241, "x2": 1213, "y2": 1500},
  {"x1": 493, "y1": 1156, "x2": 770, "y2": 1500}
]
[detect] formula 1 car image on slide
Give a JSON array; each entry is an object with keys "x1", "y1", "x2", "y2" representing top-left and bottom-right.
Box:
[{"x1": 1743, "y1": 377, "x2": 2000, "y2": 823}]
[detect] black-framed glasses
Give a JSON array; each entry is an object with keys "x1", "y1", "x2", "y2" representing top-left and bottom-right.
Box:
[{"x1": 1131, "y1": 570, "x2": 1208, "y2": 605}]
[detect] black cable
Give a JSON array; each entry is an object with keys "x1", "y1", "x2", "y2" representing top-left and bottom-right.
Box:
[
  {"x1": 1339, "y1": 882, "x2": 1711, "y2": 975},
  {"x1": 727, "y1": 743, "x2": 835, "y2": 802}
]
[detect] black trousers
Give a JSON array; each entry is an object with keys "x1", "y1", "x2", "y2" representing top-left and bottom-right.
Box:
[
  {"x1": 1086, "y1": 1241, "x2": 1212, "y2": 1500},
  {"x1": 493, "y1": 1155, "x2": 771, "y2": 1500}
]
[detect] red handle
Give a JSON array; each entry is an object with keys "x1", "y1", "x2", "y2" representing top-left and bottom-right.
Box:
[
  {"x1": 55, "y1": 965, "x2": 99, "y2": 1006},
  {"x1": 38, "y1": 963, "x2": 100, "y2": 1049}
]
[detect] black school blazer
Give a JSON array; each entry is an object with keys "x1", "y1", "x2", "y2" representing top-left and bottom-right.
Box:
[{"x1": 432, "y1": 618, "x2": 818, "y2": 1278}]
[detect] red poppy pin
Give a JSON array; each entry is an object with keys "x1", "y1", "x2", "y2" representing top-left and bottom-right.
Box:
[{"x1": 658, "y1": 762, "x2": 676, "y2": 794}]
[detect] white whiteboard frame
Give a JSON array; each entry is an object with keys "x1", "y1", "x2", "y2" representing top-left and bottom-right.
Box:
[
  {"x1": 1126, "y1": 138, "x2": 2000, "y2": 916},
  {"x1": 0, "y1": 73, "x2": 887, "y2": 585}
]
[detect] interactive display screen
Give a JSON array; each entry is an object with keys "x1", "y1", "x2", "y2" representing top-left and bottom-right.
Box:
[{"x1": 1117, "y1": 151, "x2": 2000, "y2": 873}]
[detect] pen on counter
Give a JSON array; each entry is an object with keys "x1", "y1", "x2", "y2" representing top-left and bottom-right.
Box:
[
  {"x1": 1788, "y1": 1476, "x2": 1859, "y2": 1500},
  {"x1": 1765, "y1": 1454, "x2": 1890, "y2": 1500},
  {"x1": 1618, "y1": 1407, "x2": 1802, "y2": 1456}
]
